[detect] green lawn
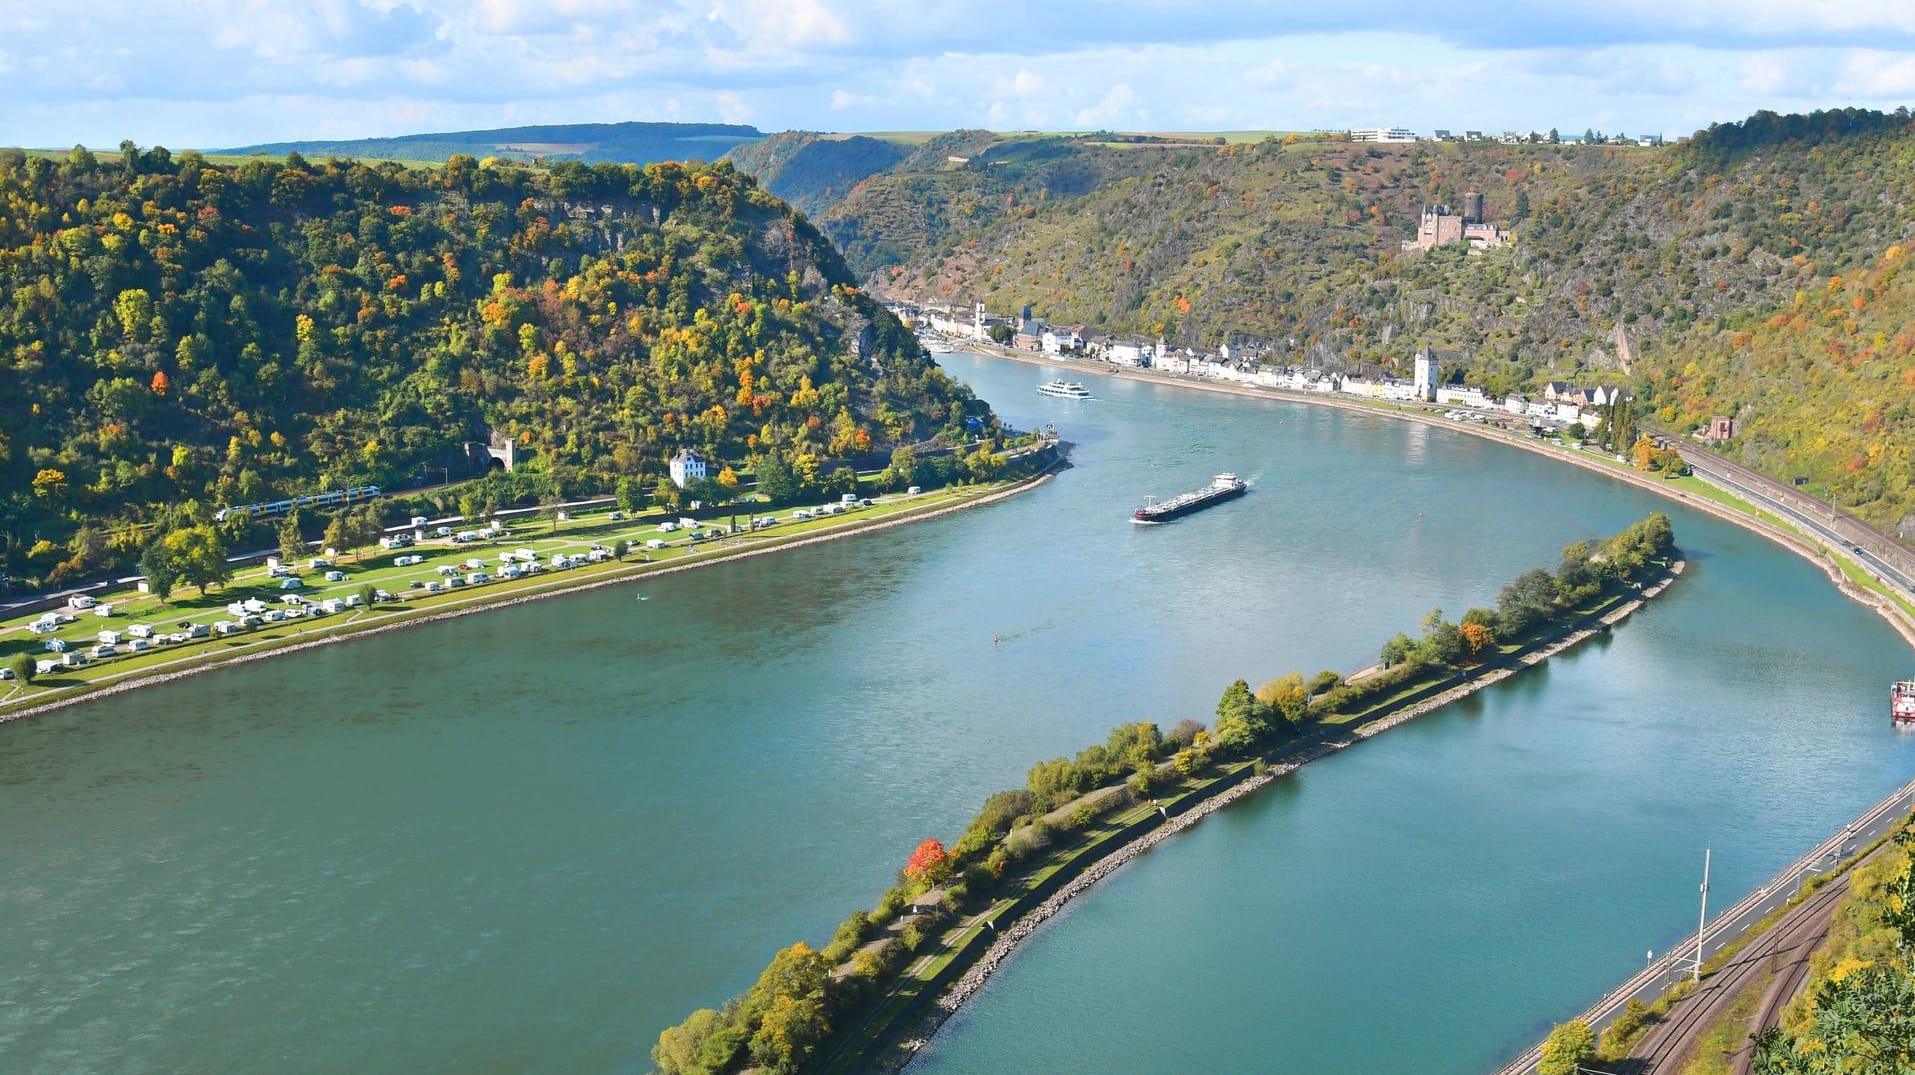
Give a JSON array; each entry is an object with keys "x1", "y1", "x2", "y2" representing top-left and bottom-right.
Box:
[{"x1": 0, "y1": 472, "x2": 1031, "y2": 716}]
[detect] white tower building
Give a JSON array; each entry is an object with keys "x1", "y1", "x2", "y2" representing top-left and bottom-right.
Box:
[{"x1": 1413, "y1": 348, "x2": 1439, "y2": 402}]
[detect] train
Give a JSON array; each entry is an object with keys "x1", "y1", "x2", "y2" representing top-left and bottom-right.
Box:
[{"x1": 214, "y1": 485, "x2": 383, "y2": 523}]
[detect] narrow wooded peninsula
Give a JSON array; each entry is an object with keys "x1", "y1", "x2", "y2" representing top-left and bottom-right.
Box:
[{"x1": 652, "y1": 512, "x2": 1681, "y2": 1075}]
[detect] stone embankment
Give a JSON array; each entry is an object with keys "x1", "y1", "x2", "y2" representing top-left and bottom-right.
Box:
[{"x1": 888, "y1": 561, "x2": 1686, "y2": 1069}]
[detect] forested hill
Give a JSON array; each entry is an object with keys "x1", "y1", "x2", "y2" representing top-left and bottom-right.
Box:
[
  {"x1": 814, "y1": 110, "x2": 1915, "y2": 533},
  {"x1": 0, "y1": 147, "x2": 988, "y2": 588},
  {"x1": 221, "y1": 121, "x2": 765, "y2": 165},
  {"x1": 719, "y1": 132, "x2": 908, "y2": 219}
]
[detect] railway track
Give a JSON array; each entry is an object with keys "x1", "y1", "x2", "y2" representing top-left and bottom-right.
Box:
[{"x1": 1624, "y1": 846, "x2": 1876, "y2": 1073}]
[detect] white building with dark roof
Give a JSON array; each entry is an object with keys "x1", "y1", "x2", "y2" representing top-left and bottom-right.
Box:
[{"x1": 669, "y1": 448, "x2": 708, "y2": 490}]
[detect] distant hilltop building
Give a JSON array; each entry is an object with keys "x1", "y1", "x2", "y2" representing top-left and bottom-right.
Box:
[
  {"x1": 1403, "y1": 193, "x2": 1506, "y2": 252},
  {"x1": 1349, "y1": 126, "x2": 1418, "y2": 143}
]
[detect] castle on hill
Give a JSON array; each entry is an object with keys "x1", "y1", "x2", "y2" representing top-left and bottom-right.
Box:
[{"x1": 1403, "y1": 191, "x2": 1506, "y2": 252}]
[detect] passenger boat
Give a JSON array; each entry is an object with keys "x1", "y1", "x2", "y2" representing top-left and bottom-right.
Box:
[
  {"x1": 1133, "y1": 473, "x2": 1247, "y2": 523},
  {"x1": 918, "y1": 335, "x2": 955, "y2": 354},
  {"x1": 1893, "y1": 680, "x2": 1915, "y2": 725},
  {"x1": 1037, "y1": 380, "x2": 1093, "y2": 399}
]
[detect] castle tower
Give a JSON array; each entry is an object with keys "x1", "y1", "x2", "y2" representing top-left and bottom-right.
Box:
[
  {"x1": 1461, "y1": 192, "x2": 1484, "y2": 225},
  {"x1": 1413, "y1": 348, "x2": 1439, "y2": 402}
]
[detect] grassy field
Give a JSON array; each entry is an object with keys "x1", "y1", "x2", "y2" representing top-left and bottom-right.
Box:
[{"x1": 0, "y1": 474, "x2": 1028, "y2": 717}]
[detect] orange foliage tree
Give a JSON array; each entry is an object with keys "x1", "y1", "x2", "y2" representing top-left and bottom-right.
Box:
[
  {"x1": 903, "y1": 838, "x2": 949, "y2": 883},
  {"x1": 150, "y1": 370, "x2": 169, "y2": 396},
  {"x1": 1460, "y1": 622, "x2": 1492, "y2": 655}
]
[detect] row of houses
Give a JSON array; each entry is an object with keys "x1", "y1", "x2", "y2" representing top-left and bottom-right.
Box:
[
  {"x1": 888, "y1": 299, "x2": 1630, "y2": 428},
  {"x1": 1354, "y1": 127, "x2": 1667, "y2": 147},
  {"x1": 1086, "y1": 345, "x2": 1626, "y2": 429}
]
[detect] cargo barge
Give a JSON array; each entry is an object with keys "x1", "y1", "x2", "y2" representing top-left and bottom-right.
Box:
[{"x1": 1133, "y1": 473, "x2": 1247, "y2": 523}]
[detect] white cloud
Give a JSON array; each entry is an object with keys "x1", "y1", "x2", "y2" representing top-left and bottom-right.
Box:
[
  {"x1": 1074, "y1": 83, "x2": 1140, "y2": 127},
  {"x1": 715, "y1": 90, "x2": 753, "y2": 123},
  {"x1": 7, "y1": 2, "x2": 1915, "y2": 147},
  {"x1": 1247, "y1": 58, "x2": 1290, "y2": 89}
]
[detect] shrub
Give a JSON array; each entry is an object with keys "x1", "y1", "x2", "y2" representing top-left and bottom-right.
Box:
[
  {"x1": 1306, "y1": 670, "x2": 1342, "y2": 695},
  {"x1": 1165, "y1": 718, "x2": 1205, "y2": 747},
  {"x1": 951, "y1": 824, "x2": 996, "y2": 862},
  {"x1": 972, "y1": 789, "x2": 1036, "y2": 834},
  {"x1": 830, "y1": 910, "x2": 871, "y2": 952},
  {"x1": 1127, "y1": 768, "x2": 1155, "y2": 797},
  {"x1": 875, "y1": 886, "x2": 908, "y2": 922}
]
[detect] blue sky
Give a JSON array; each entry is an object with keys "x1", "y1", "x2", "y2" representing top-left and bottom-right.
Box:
[{"x1": 6, "y1": 1, "x2": 1915, "y2": 147}]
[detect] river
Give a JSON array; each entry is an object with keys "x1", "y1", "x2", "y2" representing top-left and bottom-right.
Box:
[{"x1": 2, "y1": 351, "x2": 1910, "y2": 1074}]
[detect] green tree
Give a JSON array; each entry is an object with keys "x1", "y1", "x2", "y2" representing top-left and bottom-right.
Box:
[
  {"x1": 615, "y1": 477, "x2": 646, "y2": 514},
  {"x1": 139, "y1": 538, "x2": 180, "y2": 600},
  {"x1": 278, "y1": 511, "x2": 306, "y2": 565},
  {"x1": 653, "y1": 1008, "x2": 738, "y2": 1075},
  {"x1": 756, "y1": 457, "x2": 798, "y2": 503},
  {"x1": 1496, "y1": 568, "x2": 1561, "y2": 637},
  {"x1": 9, "y1": 653, "x2": 34, "y2": 684},
  {"x1": 1379, "y1": 631, "x2": 1415, "y2": 669},
  {"x1": 1538, "y1": 1019, "x2": 1595, "y2": 1075},
  {"x1": 824, "y1": 466, "x2": 859, "y2": 498},
  {"x1": 1212, "y1": 678, "x2": 1271, "y2": 753},
  {"x1": 162, "y1": 525, "x2": 230, "y2": 594}
]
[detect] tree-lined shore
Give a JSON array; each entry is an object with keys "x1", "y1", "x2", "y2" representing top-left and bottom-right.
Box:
[{"x1": 652, "y1": 514, "x2": 1680, "y2": 1075}]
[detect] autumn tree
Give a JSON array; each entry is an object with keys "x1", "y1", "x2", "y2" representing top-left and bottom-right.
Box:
[
  {"x1": 1257, "y1": 672, "x2": 1311, "y2": 724},
  {"x1": 1460, "y1": 621, "x2": 1493, "y2": 656},
  {"x1": 1538, "y1": 1020, "x2": 1595, "y2": 1075},
  {"x1": 904, "y1": 838, "x2": 950, "y2": 884}
]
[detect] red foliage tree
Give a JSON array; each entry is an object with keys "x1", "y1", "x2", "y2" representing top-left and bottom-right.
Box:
[{"x1": 903, "y1": 838, "x2": 948, "y2": 883}]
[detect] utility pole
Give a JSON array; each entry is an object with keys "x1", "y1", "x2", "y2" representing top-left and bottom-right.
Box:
[{"x1": 1694, "y1": 847, "x2": 1710, "y2": 982}]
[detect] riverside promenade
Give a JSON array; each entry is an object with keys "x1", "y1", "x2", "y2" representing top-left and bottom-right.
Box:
[{"x1": 1490, "y1": 769, "x2": 1915, "y2": 1075}]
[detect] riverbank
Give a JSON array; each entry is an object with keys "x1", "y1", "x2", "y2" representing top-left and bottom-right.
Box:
[
  {"x1": 834, "y1": 558, "x2": 1687, "y2": 1074},
  {"x1": 0, "y1": 451, "x2": 1063, "y2": 727},
  {"x1": 967, "y1": 343, "x2": 1915, "y2": 650}
]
